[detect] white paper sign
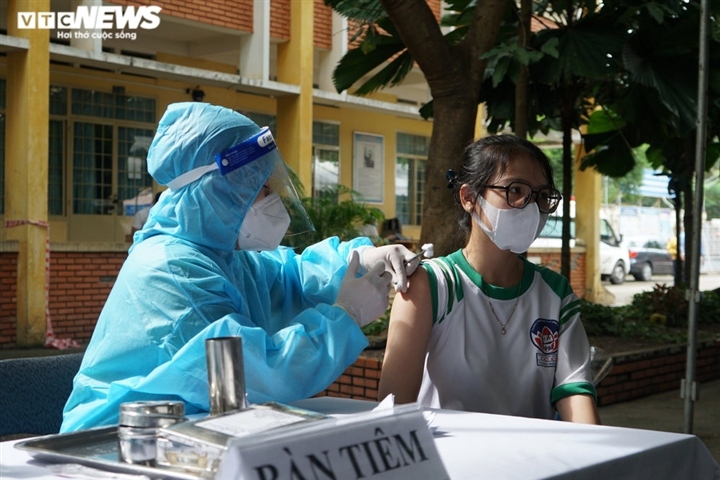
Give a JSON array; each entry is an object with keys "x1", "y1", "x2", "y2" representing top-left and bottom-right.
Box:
[
  {"x1": 197, "y1": 406, "x2": 306, "y2": 438},
  {"x1": 216, "y1": 404, "x2": 448, "y2": 480}
]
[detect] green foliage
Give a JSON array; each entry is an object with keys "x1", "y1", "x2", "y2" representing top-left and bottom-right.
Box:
[
  {"x1": 331, "y1": 17, "x2": 414, "y2": 95},
  {"x1": 541, "y1": 147, "x2": 564, "y2": 191},
  {"x1": 324, "y1": 0, "x2": 479, "y2": 113},
  {"x1": 582, "y1": 1, "x2": 720, "y2": 181},
  {"x1": 628, "y1": 284, "x2": 689, "y2": 328},
  {"x1": 285, "y1": 184, "x2": 385, "y2": 252},
  {"x1": 704, "y1": 178, "x2": 720, "y2": 219},
  {"x1": 581, "y1": 300, "x2": 683, "y2": 344},
  {"x1": 581, "y1": 284, "x2": 720, "y2": 344},
  {"x1": 322, "y1": 0, "x2": 385, "y2": 22},
  {"x1": 699, "y1": 289, "x2": 720, "y2": 325},
  {"x1": 580, "y1": 300, "x2": 620, "y2": 337},
  {"x1": 602, "y1": 145, "x2": 650, "y2": 205}
]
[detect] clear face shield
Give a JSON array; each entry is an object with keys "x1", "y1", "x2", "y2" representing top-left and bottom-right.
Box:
[
  {"x1": 168, "y1": 127, "x2": 315, "y2": 248},
  {"x1": 258, "y1": 151, "x2": 315, "y2": 243}
]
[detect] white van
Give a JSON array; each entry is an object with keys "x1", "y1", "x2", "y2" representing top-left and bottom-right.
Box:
[{"x1": 530, "y1": 215, "x2": 631, "y2": 284}]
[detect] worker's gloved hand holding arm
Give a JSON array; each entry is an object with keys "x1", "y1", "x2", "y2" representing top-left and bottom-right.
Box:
[
  {"x1": 356, "y1": 244, "x2": 420, "y2": 293},
  {"x1": 336, "y1": 250, "x2": 392, "y2": 327}
]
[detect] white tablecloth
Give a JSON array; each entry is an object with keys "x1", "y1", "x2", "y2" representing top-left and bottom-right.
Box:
[{"x1": 2, "y1": 397, "x2": 719, "y2": 480}]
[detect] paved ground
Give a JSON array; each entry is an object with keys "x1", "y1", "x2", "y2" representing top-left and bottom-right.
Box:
[
  {"x1": 599, "y1": 378, "x2": 720, "y2": 464},
  {"x1": 599, "y1": 274, "x2": 720, "y2": 464},
  {"x1": 604, "y1": 272, "x2": 720, "y2": 306}
]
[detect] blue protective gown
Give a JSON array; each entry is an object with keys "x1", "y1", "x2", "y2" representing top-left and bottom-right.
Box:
[{"x1": 61, "y1": 103, "x2": 370, "y2": 432}]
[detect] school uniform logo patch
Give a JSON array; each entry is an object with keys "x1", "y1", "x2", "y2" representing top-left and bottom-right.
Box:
[{"x1": 529, "y1": 319, "x2": 559, "y2": 367}]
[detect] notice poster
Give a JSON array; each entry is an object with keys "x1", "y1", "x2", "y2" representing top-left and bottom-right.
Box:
[{"x1": 353, "y1": 132, "x2": 384, "y2": 203}]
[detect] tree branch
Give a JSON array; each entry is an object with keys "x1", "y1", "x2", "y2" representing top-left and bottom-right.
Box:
[{"x1": 379, "y1": 0, "x2": 461, "y2": 96}]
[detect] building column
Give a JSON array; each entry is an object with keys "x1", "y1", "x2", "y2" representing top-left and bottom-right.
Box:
[
  {"x1": 474, "y1": 105, "x2": 486, "y2": 140},
  {"x1": 70, "y1": 0, "x2": 102, "y2": 53},
  {"x1": 317, "y1": 10, "x2": 346, "y2": 92},
  {"x1": 575, "y1": 145, "x2": 614, "y2": 305},
  {"x1": 239, "y1": 0, "x2": 270, "y2": 80},
  {"x1": 276, "y1": 0, "x2": 314, "y2": 193},
  {"x1": 7, "y1": 0, "x2": 50, "y2": 346}
]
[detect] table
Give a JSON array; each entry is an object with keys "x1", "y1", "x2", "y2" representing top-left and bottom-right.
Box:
[{"x1": 2, "y1": 397, "x2": 719, "y2": 480}]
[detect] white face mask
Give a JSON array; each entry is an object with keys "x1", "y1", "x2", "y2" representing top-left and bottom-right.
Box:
[
  {"x1": 236, "y1": 192, "x2": 291, "y2": 251},
  {"x1": 474, "y1": 196, "x2": 548, "y2": 253}
]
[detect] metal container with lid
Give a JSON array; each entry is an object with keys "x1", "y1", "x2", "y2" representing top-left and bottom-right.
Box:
[
  {"x1": 120, "y1": 400, "x2": 186, "y2": 417},
  {"x1": 117, "y1": 401, "x2": 186, "y2": 466}
]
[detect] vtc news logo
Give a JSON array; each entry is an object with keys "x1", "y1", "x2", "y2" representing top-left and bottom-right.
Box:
[{"x1": 17, "y1": 6, "x2": 161, "y2": 30}]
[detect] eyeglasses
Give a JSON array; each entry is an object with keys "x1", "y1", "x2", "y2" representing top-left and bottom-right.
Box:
[{"x1": 484, "y1": 182, "x2": 562, "y2": 214}]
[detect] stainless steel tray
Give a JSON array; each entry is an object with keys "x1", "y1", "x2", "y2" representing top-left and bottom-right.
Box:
[{"x1": 15, "y1": 426, "x2": 202, "y2": 480}]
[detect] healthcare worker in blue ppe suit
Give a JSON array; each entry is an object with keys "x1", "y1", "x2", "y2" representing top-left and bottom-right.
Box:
[{"x1": 61, "y1": 102, "x2": 419, "y2": 432}]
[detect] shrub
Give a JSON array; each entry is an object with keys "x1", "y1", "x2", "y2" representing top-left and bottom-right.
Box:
[
  {"x1": 628, "y1": 284, "x2": 688, "y2": 327},
  {"x1": 284, "y1": 184, "x2": 385, "y2": 252},
  {"x1": 581, "y1": 283, "x2": 720, "y2": 344},
  {"x1": 361, "y1": 308, "x2": 390, "y2": 336}
]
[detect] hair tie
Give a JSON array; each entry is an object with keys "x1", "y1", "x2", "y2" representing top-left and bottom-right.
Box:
[{"x1": 446, "y1": 169, "x2": 459, "y2": 189}]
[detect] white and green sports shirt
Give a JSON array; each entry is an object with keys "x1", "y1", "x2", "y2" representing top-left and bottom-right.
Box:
[{"x1": 417, "y1": 250, "x2": 596, "y2": 420}]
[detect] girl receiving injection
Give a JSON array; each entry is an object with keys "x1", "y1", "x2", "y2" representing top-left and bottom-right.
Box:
[{"x1": 379, "y1": 135, "x2": 601, "y2": 424}]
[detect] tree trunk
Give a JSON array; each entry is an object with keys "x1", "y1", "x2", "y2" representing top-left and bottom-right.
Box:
[
  {"x1": 420, "y1": 97, "x2": 480, "y2": 256},
  {"x1": 380, "y1": 0, "x2": 510, "y2": 256},
  {"x1": 514, "y1": 0, "x2": 532, "y2": 139}
]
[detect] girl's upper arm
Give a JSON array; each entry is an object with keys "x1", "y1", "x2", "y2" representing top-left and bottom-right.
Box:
[{"x1": 379, "y1": 267, "x2": 434, "y2": 404}]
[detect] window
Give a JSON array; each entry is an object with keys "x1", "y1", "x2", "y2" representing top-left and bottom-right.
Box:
[
  {"x1": 395, "y1": 133, "x2": 429, "y2": 226},
  {"x1": 68, "y1": 88, "x2": 156, "y2": 216},
  {"x1": 71, "y1": 89, "x2": 155, "y2": 123},
  {"x1": 0, "y1": 84, "x2": 156, "y2": 223},
  {"x1": 118, "y1": 127, "x2": 154, "y2": 208},
  {"x1": 70, "y1": 88, "x2": 156, "y2": 217},
  {"x1": 73, "y1": 122, "x2": 113, "y2": 214},
  {"x1": 49, "y1": 86, "x2": 68, "y2": 216},
  {"x1": 312, "y1": 121, "x2": 340, "y2": 196},
  {"x1": 50, "y1": 85, "x2": 67, "y2": 115}
]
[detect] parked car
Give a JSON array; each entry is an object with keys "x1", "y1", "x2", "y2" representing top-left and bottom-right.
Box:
[
  {"x1": 623, "y1": 236, "x2": 675, "y2": 281},
  {"x1": 599, "y1": 217, "x2": 630, "y2": 285},
  {"x1": 530, "y1": 215, "x2": 631, "y2": 284}
]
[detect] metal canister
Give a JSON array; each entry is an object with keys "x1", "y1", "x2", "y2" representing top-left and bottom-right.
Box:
[
  {"x1": 205, "y1": 336, "x2": 248, "y2": 415},
  {"x1": 118, "y1": 401, "x2": 185, "y2": 466}
]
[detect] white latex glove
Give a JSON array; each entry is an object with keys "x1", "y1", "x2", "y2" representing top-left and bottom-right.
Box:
[
  {"x1": 358, "y1": 244, "x2": 420, "y2": 293},
  {"x1": 335, "y1": 251, "x2": 392, "y2": 327}
]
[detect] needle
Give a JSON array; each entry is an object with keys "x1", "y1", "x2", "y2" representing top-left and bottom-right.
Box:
[{"x1": 404, "y1": 243, "x2": 434, "y2": 266}]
